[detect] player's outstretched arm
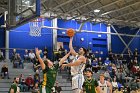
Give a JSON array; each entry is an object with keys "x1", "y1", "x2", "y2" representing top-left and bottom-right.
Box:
[
  {"x1": 61, "y1": 56, "x2": 85, "y2": 69},
  {"x1": 10, "y1": 89, "x2": 14, "y2": 93},
  {"x1": 69, "y1": 37, "x2": 77, "y2": 56},
  {"x1": 35, "y1": 48, "x2": 45, "y2": 70},
  {"x1": 59, "y1": 51, "x2": 71, "y2": 66}
]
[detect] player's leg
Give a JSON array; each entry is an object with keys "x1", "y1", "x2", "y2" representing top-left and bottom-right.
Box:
[
  {"x1": 40, "y1": 86, "x2": 46, "y2": 93},
  {"x1": 40, "y1": 86, "x2": 51, "y2": 93},
  {"x1": 73, "y1": 89, "x2": 82, "y2": 93}
]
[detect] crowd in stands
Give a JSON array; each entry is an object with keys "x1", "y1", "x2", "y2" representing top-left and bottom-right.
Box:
[
  {"x1": 0, "y1": 47, "x2": 140, "y2": 93},
  {"x1": 0, "y1": 47, "x2": 62, "y2": 93},
  {"x1": 85, "y1": 48, "x2": 140, "y2": 93}
]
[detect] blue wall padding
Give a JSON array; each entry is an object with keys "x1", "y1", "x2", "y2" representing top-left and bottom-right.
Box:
[
  {"x1": 9, "y1": 20, "x2": 53, "y2": 59},
  {"x1": 111, "y1": 25, "x2": 139, "y2": 53},
  {"x1": 57, "y1": 19, "x2": 108, "y2": 58},
  {"x1": 0, "y1": 16, "x2": 5, "y2": 48},
  {"x1": 129, "y1": 31, "x2": 140, "y2": 52}
]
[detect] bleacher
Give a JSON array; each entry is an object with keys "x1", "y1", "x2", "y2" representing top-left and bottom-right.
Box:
[{"x1": 0, "y1": 60, "x2": 72, "y2": 93}]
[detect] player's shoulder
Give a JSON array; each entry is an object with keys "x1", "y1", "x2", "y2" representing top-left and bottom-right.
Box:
[
  {"x1": 106, "y1": 81, "x2": 112, "y2": 86},
  {"x1": 79, "y1": 56, "x2": 86, "y2": 62}
]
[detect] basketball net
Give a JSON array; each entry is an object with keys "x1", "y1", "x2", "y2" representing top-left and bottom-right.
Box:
[{"x1": 29, "y1": 17, "x2": 44, "y2": 37}]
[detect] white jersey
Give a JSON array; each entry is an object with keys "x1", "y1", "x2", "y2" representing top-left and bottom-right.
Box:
[
  {"x1": 70, "y1": 55, "x2": 85, "y2": 90},
  {"x1": 71, "y1": 55, "x2": 85, "y2": 76},
  {"x1": 98, "y1": 80, "x2": 108, "y2": 93}
]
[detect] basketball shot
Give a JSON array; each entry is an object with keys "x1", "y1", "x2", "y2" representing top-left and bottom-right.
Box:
[
  {"x1": 66, "y1": 28, "x2": 75, "y2": 37},
  {"x1": 62, "y1": 29, "x2": 87, "y2": 93},
  {"x1": 35, "y1": 48, "x2": 71, "y2": 93}
]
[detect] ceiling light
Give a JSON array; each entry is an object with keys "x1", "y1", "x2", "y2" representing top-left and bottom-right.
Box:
[
  {"x1": 94, "y1": 9, "x2": 100, "y2": 13},
  {"x1": 22, "y1": 0, "x2": 25, "y2": 2},
  {"x1": 25, "y1": 1, "x2": 29, "y2": 4}
]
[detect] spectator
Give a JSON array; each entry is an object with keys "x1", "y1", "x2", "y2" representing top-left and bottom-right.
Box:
[
  {"x1": 113, "y1": 54, "x2": 118, "y2": 65},
  {"x1": 8, "y1": 77, "x2": 20, "y2": 93},
  {"x1": 20, "y1": 78, "x2": 28, "y2": 92},
  {"x1": 128, "y1": 59, "x2": 134, "y2": 70},
  {"x1": 29, "y1": 50, "x2": 35, "y2": 63},
  {"x1": 25, "y1": 74, "x2": 34, "y2": 91},
  {"x1": 112, "y1": 76, "x2": 118, "y2": 89},
  {"x1": 18, "y1": 74, "x2": 28, "y2": 92},
  {"x1": 85, "y1": 57, "x2": 92, "y2": 69},
  {"x1": 54, "y1": 81, "x2": 62, "y2": 93},
  {"x1": 24, "y1": 49, "x2": 30, "y2": 63},
  {"x1": 98, "y1": 57, "x2": 102, "y2": 66},
  {"x1": 107, "y1": 64, "x2": 112, "y2": 73},
  {"x1": 127, "y1": 49, "x2": 132, "y2": 64},
  {"x1": 104, "y1": 57, "x2": 111, "y2": 66},
  {"x1": 112, "y1": 64, "x2": 117, "y2": 72},
  {"x1": 33, "y1": 58, "x2": 40, "y2": 72},
  {"x1": 130, "y1": 79, "x2": 138, "y2": 91},
  {"x1": 0, "y1": 49, "x2": 4, "y2": 61},
  {"x1": 13, "y1": 54, "x2": 18, "y2": 68},
  {"x1": 110, "y1": 69, "x2": 116, "y2": 78},
  {"x1": 57, "y1": 51, "x2": 63, "y2": 60},
  {"x1": 92, "y1": 58, "x2": 99, "y2": 73},
  {"x1": 118, "y1": 54, "x2": 124, "y2": 65},
  {"x1": 124, "y1": 85, "x2": 130, "y2": 93},
  {"x1": 32, "y1": 82, "x2": 40, "y2": 93},
  {"x1": 19, "y1": 74, "x2": 24, "y2": 84},
  {"x1": 108, "y1": 49, "x2": 113, "y2": 62},
  {"x1": 34, "y1": 70, "x2": 40, "y2": 83},
  {"x1": 43, "y1": 47, "x2": 48, "y2": 57},
  {"x1": 133, "y1": 48, "x2": 138, "y2": 59},
  {"x1": 1, "y1": 64, "x2": 10, "y2": 79},
  {"x1": 58, "y1": 45, "x2": 65, "y2": 57},
  {"x1": 104, "y1": 70, "x2": 111, "y2": 79},
  {"x1": 18, "y1": 54, "x2": 24, "y2": 68},
  {"x1": 13, "y1": 53, "x2": 24, "y2": 68},
  {"x1": 88, "y1": 48, "x2": 92, "y2": 54},
  {"x1": 11, "y1": 49, "x2": 17, "y2": 62},
  {"x1": 131, "y1": 65, "x2": 137, "y2": 75},
  {"x1": 39, "y1": 50, "x2": 44, "y2": 58},
  {"x1": 117, "y1": 82, "x2": 123, "y2": 91}
]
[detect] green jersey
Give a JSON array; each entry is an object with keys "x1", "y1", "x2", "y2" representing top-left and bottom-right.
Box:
[
  {"x1": 83, "y1": 78, "x2": 98, "y2": 93},
  {"x1": 8, "y1": 83, "x2": 17, "y2": 93},
  {"x1": 42, "y1": 63, "x2": 59, "y2": 88}
]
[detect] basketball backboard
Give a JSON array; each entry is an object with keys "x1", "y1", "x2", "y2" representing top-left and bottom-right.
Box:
[{"x1": 7, "y1": 0, "x2": 40, "y2": 29}]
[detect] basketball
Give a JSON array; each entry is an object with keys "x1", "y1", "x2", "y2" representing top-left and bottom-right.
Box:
[{"x1": 66, "y1": 28, "x2": 75, "y2": 37}]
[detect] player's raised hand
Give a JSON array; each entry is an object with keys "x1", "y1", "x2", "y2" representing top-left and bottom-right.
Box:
[{"x1": 35, "y1": 48, "x2": 41, "y2": 56}]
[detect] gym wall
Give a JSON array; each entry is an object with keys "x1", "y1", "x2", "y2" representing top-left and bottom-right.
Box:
[
  {"x1": 9, "y1": 20, "x2": 53, "y2": 59},
  {"x1": 111, "y1": 26, "x2": 140, "y2": 54},
  {"x1": 57, "y1": 19, "x2": 108, "y2": 58},
  {"x1": 1, "y1": 17, "x2": 139, "y2": 59},
  {"x1": 0, "y1": 16, "x2": 5, "y2": 48}
]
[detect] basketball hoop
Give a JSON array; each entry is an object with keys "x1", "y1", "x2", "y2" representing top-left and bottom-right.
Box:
[{"x1": 29, "y1": 16, "x2": 45, "y2": 37}]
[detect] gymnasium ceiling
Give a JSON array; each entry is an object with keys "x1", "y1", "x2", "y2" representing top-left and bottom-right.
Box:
[{"x1": 0, "y1": 0, "x2": 140, "y2": 28}]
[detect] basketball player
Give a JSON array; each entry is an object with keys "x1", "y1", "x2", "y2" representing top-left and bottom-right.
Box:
[
  {"x1": 8, "y1": 77, "x2": 19, "y2": 93},
  {"x1": 35, "y1": 48, "x2": 71, "y2": 93},
  {"x1": 98, "y1": 74, "x2": 112, "y2": 93},
  {"x1": 82, "y1": 69, "x2": 101, "y2": 93},
  {"x1": 62, "y1": 37, "x2": 87, "y2": 93}
]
